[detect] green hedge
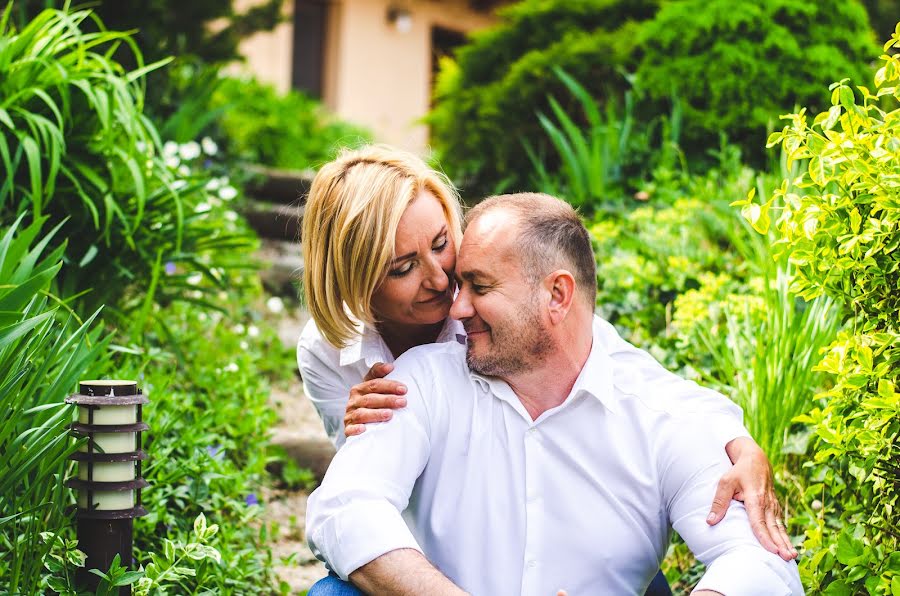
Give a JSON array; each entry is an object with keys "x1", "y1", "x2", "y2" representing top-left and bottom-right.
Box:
[
  {"x1": 428, "y1": 0, "x2": 659, "y2": 195},
  {"x1": 635, "y1": 0, "x2": 878, "y2": 167}
]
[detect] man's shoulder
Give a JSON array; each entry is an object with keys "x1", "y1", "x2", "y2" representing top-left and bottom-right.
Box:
[{"x1": 392, "y1": 341, "x2": 467, "y2": 377}]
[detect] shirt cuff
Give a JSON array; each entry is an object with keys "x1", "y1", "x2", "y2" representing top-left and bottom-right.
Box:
[
  {"x1": 308, "y1": 498, "x2": 423, "y2": 581},
  {"x1": 693, "y1": 548, "x2": 801, "y2": 595}
]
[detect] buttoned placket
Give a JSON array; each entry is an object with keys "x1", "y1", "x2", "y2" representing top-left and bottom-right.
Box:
[{"x1": 521, "y1": 423, "x2": 544, "y2": 596}]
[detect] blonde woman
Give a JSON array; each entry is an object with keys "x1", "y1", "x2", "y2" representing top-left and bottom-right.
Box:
[{"x1": 297, "y1": 146, "x2": 793, "y2": 596}]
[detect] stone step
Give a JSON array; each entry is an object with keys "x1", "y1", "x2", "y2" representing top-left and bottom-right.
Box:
[
  {"x1": 242, "y1": 201, "x2": 303, "y2": 243},
  {"x1": 269, "y1": 431, "x2": 336, "y2": 483},
  {"x1": 244, "y1": 165, "x2": 314, "y2": 206}
]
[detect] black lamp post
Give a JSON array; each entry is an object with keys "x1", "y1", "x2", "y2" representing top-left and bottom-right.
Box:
[{"x1": 66, "y1": 380, "x2": 149, "y2": 595}]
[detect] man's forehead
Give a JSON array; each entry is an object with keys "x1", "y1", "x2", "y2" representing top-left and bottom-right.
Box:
[
  {"x1": 457, "y1": 209, "x2": 520, "y2": 275},
  {"x1": 462, "y1": 208, "x2": 518, "y2": 246}
]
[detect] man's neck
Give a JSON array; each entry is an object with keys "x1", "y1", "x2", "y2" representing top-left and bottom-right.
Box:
[{"x1": 504, "y1": 316, "x2": 594, "y2": 421}]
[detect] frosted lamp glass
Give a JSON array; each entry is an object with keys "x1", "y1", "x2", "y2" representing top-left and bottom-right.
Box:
[
  {"x1": 78, "y1": 432, "x2": 136, "y2": 454},
  {"x1": 78, "y1": 405, "x2": 137, "y2": 425},
  {"x1": 78, "y1": 461, "x2": 135, "y2": 482},
  {"x1": 78, "y1": 490, "x2": 134, "y2": 510}
]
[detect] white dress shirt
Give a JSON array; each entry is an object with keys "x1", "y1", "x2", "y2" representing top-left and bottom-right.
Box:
[
  {"x1": 297, "y1": 315, "x2": 748, "y2": 450},
  {"x1": 306, "y1": 316, "x2": 803, "y2": 596},
  {"x1": 297, "y1": 316, "x2": 467, "y2": 448}
]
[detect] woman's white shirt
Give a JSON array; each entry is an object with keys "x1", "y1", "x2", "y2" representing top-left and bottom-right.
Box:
[
  {"x1": 297, "y1": 317, "x2": 466, "y2": 449},
  {"x1": 297, "y1": 316, "x2": 749, "y2": 451}
]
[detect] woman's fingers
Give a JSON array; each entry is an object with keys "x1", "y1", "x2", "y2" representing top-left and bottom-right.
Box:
[
  {"x1": 765, "y1": 502, "x2": 798, "y2": 561},
  {"x1": 352, "y1": 378, "x2": 407, "y2": 398},
  {"x1": 363, "y1": 361, "x2": 394, "y2": 381},
  {"x1": 345, "y1": 406, "x2": 394, "y2": 427}
]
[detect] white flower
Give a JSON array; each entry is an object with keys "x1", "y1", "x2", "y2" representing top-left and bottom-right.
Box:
[
  {"x1": 198, "y1": 312, "x2": 208, "y2": 322},
  {"x1": 178, "y1": 165, "x2": 191, "y2": 177},
  {"x1": 233, "y1": 324, "x2": 246, "y2": 335},
  {"x1": 187, "y1": 272, "x2": 203, "y2": 285},
  {"x1": 205, "y1": 178, "x2": 221, "y2": 192},
  {"x1": 218, "y1": 185, "x2": 238, "y2": 201},
  {"x1": 195, "y1": 203, "x2": 211, "y2": 214},
  {"x1": 201, "y1": 137, "x2": 218, "y2": 156},
  {"x1": 239, "y1": 340, "x2": 249, "y2": 351},
  {"x1": 225, "y1": 210, "x2": 238, "y2": 222},
  {"x1": 179, "y1": 141, "x2": 201, "y2": 161},
  {"x1": 136, "y1": 141, "x2": 147, "y2": 154},
  {"x1": 266, "y1": 296, "x2": 284, "y2": 314},
  {"x1": 224, "y1": 362, "x2": 239, "y2": 373},
  {"x1": 247, "y1": 325, "x2": 260, "y2": 338},
  {"x1": 172, "y1": 180, "x2": 187, "y2": 191},
  {"x1": 163, "y1": 141, "x2": 179, "y2": 158},
  {"x1": 165, "y1": 155, "x2": 180, "y2": 169}
]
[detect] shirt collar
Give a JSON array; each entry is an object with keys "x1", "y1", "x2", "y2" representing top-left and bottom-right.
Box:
[
  {"x1": 470, "y1": 315, "x2": 619, "y2": 415},
  {"x1": 338, "y1": 317, "x2": 466, "y2": 368}
]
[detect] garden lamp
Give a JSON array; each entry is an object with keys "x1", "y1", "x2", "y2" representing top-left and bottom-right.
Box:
[{"x1": 66, "y1": 380, "x2": 149, "y2": 594}]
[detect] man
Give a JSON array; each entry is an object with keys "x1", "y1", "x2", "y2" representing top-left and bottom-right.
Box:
[{"x1": 306, "y1": 193, "x2": 803, "y2": 595}]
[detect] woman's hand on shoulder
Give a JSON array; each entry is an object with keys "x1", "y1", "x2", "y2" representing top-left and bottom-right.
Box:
[{"x1": 344, "y1": 362, "x2": 408, "y2": 438}]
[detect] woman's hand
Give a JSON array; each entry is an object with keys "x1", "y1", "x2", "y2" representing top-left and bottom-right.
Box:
[
  {"x1": 707, "y1": 437, "x2": 798, "y2": 561},
  {"x1": 344, "y1": 362, "x2": 408, "y2": 438}
]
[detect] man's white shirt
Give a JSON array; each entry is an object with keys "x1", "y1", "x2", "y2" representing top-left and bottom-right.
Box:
[
  {"x1": 306, "y1": 316, "x2": 802, "y2": 595},
  {"x1": 297, "y1": 315, "x2": 748, "y2": 450}
]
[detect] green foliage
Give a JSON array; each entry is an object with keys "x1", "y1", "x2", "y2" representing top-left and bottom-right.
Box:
[
  {"x1": 636, "y1": 0, "x2": 879, "y2": 168},
  {"x1": 0, "y1": 217, "x2": 109, "y2": 593},
  {"x1": 0, "y1": 6, "x2": 255, "y2": 321},
  {"x1": 212, "y1": 76, "x2": 371, "y2": 171},
  {"x1": 428, "y1": 0, "x2": 659, "y2": 194},
  {"x1": 739, "y1": 26, "x2": 900, "y2": 593},
  {"x1": 10, "y1": 0, "x2": 285, "y2": 66},
  {"x1": 528, "y1": 69, "x2": 688, "y2": 212}
]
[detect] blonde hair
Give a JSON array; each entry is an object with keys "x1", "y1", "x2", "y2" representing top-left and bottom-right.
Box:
[{"x1": 301, "y1": 145, "x2": 462, "y2": 348}]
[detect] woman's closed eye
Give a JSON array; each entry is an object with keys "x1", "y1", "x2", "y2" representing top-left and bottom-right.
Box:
[
  {"x1": 388, "y1": 260, "x2": 415, "y2": 277},
  {"x1": 432, "y1": 235, "x2": 448, "y2": 252}
]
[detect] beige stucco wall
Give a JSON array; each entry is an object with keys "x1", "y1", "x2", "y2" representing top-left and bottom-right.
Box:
[{"x1": 235, "y1": 0, "x2": 498, "y2": 155}]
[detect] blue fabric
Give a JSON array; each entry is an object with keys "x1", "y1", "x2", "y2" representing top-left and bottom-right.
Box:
[
  {"x1": 646, "y1": 569, "x2": 673, "y2": 596},
  {"x1": 307, "y1": 569, "x2": 670, "y2": 595},
  {"x1": 307, "y1": 572, "x2": 364, "y2": 596}
]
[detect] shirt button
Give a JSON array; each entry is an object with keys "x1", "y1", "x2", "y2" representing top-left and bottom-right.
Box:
[{"x1": 526, "y1": 559, "x2": 537, "y2": 569}]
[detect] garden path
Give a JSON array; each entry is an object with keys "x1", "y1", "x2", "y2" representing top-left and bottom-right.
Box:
[{"x1": 259, "y1": 257, "x2": 330, "y2": 593}]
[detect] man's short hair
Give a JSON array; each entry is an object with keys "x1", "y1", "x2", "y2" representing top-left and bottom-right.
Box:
[{"x1": 466, "y1": 193, "x2": 597, "y2": 306}]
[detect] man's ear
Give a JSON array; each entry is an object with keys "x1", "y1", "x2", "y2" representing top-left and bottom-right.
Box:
[{"x1": 544, "y1": 270, "x2": 576, "y2": 324}]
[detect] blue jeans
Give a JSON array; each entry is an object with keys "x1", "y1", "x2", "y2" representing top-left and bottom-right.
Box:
[
  {"x1": 308, "y1": 572, "x2": 363, "y2": 596},
  {"x1": 307, "y1": 570, "x2": 671, "y2": 595}
]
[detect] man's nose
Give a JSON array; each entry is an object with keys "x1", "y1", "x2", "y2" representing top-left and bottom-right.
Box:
[
  {"x1": 422, "y1": 255, "x2": 449, "y2": 292},
  {"x1": 449, "y1": 286, "x2": 473, "y2": 320}
]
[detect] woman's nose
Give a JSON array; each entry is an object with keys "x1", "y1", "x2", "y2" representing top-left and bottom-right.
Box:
[{"x1": 422, "y1": 255, "x2": 449, "y2": 292}]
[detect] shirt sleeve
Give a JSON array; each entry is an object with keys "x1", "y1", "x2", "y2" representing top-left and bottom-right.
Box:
[
  {"x1": 305, "y1": 363, "x2": 435, "y2": 580},
  {"x1": 297, "y1": 336, "x2": 353, "y2": 450},
  {"x1": 658, "y1": 415, "x2": 804, "y2": 595},
  {"x1": 599, "y1": 316, "x2": 750, "y2": 447}
]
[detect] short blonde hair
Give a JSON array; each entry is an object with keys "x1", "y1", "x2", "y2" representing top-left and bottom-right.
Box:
[{"x1": 302, "y1": 145, "x2": 462, "y2": 348}]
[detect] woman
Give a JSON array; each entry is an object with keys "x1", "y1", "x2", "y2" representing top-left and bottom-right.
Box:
[{"x1": 297, "y1": 145, "x2": 794, "y2": 594}]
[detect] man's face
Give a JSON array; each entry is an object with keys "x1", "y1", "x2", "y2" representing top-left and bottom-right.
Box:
[{"x1": 449, "y1": 211, "x2": 552, "y2": 377}]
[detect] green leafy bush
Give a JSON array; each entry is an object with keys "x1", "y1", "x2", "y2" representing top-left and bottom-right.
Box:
[
  {"x1": 0, "y1": 6, "x2": 255, "y2": 322},
  {"x1": 0, "y1": 217, "x2": 109, "y2": 593},
  {"x1": 428, "y1": 0, "x2": 659, "y2": 194},
  {"x1": 212, "y1": 76, "x2": 371, "y2": 171},
  {"x1": 635, "y1": 0, "x2": 878, "y2": 167},
  {"x1": 738, "y1": 26, "x2": 900, "y2": 593}
]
